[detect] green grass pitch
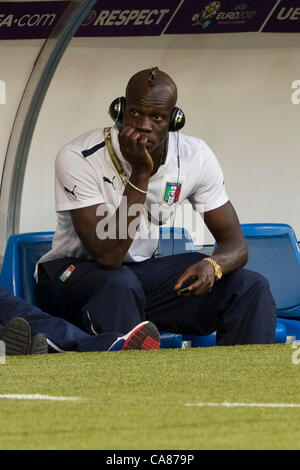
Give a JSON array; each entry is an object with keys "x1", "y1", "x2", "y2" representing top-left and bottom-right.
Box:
[{"x1": 1, "y1": 343, "x2": 300, "y2": 450}]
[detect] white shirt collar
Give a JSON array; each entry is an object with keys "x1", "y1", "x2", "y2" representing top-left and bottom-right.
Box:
[{"x1": 110, "y1": 125, "x2": 131, "y2": 167}]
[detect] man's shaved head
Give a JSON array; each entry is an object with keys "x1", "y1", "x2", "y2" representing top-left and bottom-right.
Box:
[{"x1": 125, "y1": 67, "x2": 178, "y2": 108}]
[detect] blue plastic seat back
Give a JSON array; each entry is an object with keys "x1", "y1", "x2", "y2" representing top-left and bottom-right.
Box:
[
  {"x1": 241, "y1": 224, "x2": 300, "y2": 311},
  {"x1": 0, "y1": 232, "x2": 54, "y2": 304},
  {"x1": 158, "y1": 227, "x2": 196, "y2": 256},
  {"x1": 20, "y1": 240, "x2": 53, "y2": 304}
]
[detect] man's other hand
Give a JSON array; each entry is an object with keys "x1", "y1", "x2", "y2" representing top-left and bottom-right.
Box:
[{"x1": 174, "y1": 260, "x2": 216, "y2": 297}]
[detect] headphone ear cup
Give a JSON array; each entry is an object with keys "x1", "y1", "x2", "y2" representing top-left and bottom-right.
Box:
[
  {"x1": 108, "y1": 96, "x2": 126, "y2": 124},
  {"x1": 169, "y1": 107, "x2": 186, "y2": 132}
]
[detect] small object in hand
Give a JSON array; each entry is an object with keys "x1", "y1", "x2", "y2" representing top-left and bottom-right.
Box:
[
  {"x1": 179, "y1": 286, "x2": 191, "y2": 294},
  {"x1": 179, "y1": 280, "x2": 194, "y2": 294}
]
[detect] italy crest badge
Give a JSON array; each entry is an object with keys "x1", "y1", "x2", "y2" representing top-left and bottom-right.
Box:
[{"x1": 163, "y1": 182, "x2": 182, "y2": 206}]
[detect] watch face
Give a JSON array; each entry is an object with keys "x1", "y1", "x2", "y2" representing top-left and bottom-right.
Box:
[{"x1": 216, "y1": 268, "x2": 222, "y2": 280}]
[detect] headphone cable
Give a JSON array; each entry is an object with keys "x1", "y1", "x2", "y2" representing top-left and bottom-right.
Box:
[{"x1": 172, "y1": 131, "x2": 181, "y2": 288}]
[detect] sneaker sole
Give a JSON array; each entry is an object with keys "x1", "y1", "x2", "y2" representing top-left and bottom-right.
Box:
[
  {"x1": 0, "y1": 317, "x2": 31, "y2": 355},
  {"x1": 30, "y1": 334, "x2": 48, "y2": 355},
  {"x1": 123, "y1": 322, "x2": 160, "y2": 350}
]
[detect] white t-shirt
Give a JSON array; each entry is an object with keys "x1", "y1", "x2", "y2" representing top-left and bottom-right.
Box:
[{"x1": 36, "y1": 125, "x2": 229, "y2": 273}]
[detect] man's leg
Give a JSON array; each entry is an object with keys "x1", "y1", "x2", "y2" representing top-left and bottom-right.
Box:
[
  {"x1": 127, "y1": 252, "x2": 276, "y2": 345},
  {"x1": 36, "y1": 258, "x2": 147, "y2": 336},
  {"x1": 0, "y1": 286, "x2": 121, "y2": 352},
  {"x1": 212, "y1": 268, "x2": 277, "y2": 345}
]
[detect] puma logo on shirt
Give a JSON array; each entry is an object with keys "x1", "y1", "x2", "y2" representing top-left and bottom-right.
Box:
[
  {"x1": 64, "y1": 185, "x2": 78, "y2": 200},
  {"x1": 103, "y1": 176, "x2": 116, "y2": 190}
]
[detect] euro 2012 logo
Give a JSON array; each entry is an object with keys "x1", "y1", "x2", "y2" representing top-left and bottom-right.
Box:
[{"x1": 192, "y1": 1, "x2": 221, "y2": 29}]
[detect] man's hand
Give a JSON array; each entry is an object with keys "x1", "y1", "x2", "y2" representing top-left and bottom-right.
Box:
[
  {"x1": 174, "y1": 260, "x2": 216, "y2": 297},
  {"x1": 118, "y1": 126, "x2": 153, "y2": 176}
]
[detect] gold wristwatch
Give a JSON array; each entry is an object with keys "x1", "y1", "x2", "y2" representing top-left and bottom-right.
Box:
[{"x1": 202, "y1": 257, "x2": 223, "y2": 281}]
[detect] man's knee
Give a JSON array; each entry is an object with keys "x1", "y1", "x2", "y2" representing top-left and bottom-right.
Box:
[
  {"x1": 216, "y1": 269, "x2": 276, "y2": 345},
  {"x1": 104, "y1": 266, "x2": 145, "y2": 301},
  {"x1": 224, "y1": 268, "x2": 272, "y2": 294}
]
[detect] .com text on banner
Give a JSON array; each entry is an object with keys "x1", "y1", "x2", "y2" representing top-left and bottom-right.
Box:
[{"x1": 0, "y1": 1, "x2": 69, "y2": 40}]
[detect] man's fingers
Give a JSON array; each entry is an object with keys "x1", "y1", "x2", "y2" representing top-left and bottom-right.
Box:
[
  {"x1": 174, "y1": 261, "x2": 216, "y2": 297},
  {"x1": 119, "y1": 126, "x2": 136, "y2": 139},
  {"x1": 120, "y1": 127, "x2": 140, "y2": 143},
  {"x1": 138, "y1": 136, "x2": 148, "y2": 146},
  {"x1": 186, "y1": 278, "x2": 205, "y2": 291},
  {"x1": 174, "y1": 272, "x2": 194, "y2": 291},
  {"x1": 175, "y1": 270, "x2": 214, "y2": 296},
  {"x1": 120, "y1": 128, "x2": 149, "y2": 155},
  {"x1": 179, "y1": 278, "x2": 208, "y2": 296},
  {"x1": 137, "y1": 136, "x2": 148, "y2": 154},
  {"x1": 178, "y1": 277, "x2": 205, "y2": 295}
]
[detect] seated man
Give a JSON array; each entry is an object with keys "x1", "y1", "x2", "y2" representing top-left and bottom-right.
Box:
[
  {"x1": 0, "y1": 286, "x2": 159, "y2": 355},
  {"x1": 35, "y1": 66, "x2": 276, "y2": 346}
]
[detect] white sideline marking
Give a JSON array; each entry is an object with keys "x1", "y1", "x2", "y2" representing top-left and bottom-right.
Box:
[
  {"x1": 185, "y1": 401, "x2": 300, "y2": 408},
  {"x1": 0, "y1": 394, "x2": 82, "y2": 401}
]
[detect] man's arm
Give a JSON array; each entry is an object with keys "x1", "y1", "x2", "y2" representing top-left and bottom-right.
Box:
[
  {"x1": 174, "y1": 201, "x2": 248, "y2": 296},
  {"x1": 71, "y1": 172, "x2": 150, "y2": 270},
  {"x1": 204, "y1": 200, "x2": 248, "y2": 273},
  {"x1": 71, "y1": 126, "x2": 154, "y2": 270}
]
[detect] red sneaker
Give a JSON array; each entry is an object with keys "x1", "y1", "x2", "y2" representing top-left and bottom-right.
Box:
[{"x1": 109, "y1": 321, "x2": 160, "y2": 351}]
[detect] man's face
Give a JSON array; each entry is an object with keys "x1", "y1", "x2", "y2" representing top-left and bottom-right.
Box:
[{"x1": 122, "y1": 82, "x2": 175, "y2": 153}]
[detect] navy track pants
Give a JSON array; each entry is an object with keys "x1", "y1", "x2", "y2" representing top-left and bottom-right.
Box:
[
  {"x1": 37, "y1": 252, "x2": 277, "y2": 346},
  {"x1": 0, "y1": 286, "x2": 120, "y2": 352}
]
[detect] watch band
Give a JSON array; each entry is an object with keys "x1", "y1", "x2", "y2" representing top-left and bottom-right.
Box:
[{"x1": 202, "y1": 257, "x2": 223, "y2": 280}]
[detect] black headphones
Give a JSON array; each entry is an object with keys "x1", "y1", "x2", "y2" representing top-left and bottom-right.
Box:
[{"x1": 108, "y1": 96, "x2": 186, "y2": 132}]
